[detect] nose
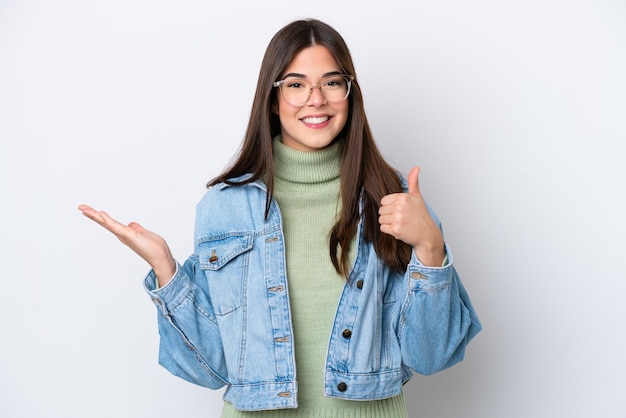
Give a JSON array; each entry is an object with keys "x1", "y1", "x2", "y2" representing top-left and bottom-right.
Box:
[{"x1": 307, "y1": 83, "x2": 327, "y2": 107}]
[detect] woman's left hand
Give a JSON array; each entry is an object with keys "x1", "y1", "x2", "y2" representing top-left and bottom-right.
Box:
[{"x1": 378, "y1": 166, "x2": 445, "y2": 267}]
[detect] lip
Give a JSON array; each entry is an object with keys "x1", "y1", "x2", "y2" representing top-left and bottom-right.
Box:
[{"x1": 300, "y1": 115, "x2": 332, "y2": 127}]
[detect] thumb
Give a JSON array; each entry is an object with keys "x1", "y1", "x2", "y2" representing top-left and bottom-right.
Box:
[
  {"x1": 407, "y1": 166, "x2": 421, "y2": 196},
  {"x1": 128, "y1": 221, "x2": 146, "y2": 233}
]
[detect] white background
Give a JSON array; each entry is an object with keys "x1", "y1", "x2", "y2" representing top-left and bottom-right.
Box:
[{"x1": 1, "y1": 0, "x2": 625, "y2": 417}]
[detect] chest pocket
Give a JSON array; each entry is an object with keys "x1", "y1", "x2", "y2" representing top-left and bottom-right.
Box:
[{"x1": 198, "y1": 233, "x2": 254, "y2": 316}]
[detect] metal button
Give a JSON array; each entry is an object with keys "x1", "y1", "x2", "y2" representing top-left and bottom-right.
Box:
[
  {"x1": 209, "y1": 250, "x2": 218, "y2": 263},
  {"x1": 356, "y1": 279, "x2": 363, "y2": 290},
  {"x1": 342, "y1": 329, "x2": 352, "y2": 339},
  {"x1": 337, "y1": 382, "x2": 347, "y2": 392}
]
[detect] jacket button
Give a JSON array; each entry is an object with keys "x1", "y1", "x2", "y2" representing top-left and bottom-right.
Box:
[
  {"x1": 356, "y1": 279, "x2": 363, "y2": 290},
  {"x1": 337, "y1": 382, "x2": 348, "y2": 392},
  {"x1": 342, "y1": 329, "x2": 352, "y2": 339}
]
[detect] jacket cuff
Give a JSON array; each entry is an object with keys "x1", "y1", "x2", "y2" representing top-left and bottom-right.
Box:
[
  {"x1": 143, "y1": 263, "x2": 191, "y2": 315},
  {"x1": 407, "y1": 242, "x2": 454, "y2": 291}
]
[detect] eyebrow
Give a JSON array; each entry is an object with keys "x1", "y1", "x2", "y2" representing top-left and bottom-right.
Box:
[{"x1": 281, "y1": 70, "x2": 343, "y2": 79}]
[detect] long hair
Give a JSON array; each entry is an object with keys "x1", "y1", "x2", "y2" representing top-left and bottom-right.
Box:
[{"x1": 209, "y1": 19, "x2": 412, "y2": 276}]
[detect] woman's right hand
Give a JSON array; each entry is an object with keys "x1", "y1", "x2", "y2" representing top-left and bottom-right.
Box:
[{"x1": 78, "y1": 204, "x2": 176, "y2": 287}]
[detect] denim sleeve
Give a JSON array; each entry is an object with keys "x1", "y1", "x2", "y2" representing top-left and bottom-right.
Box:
[
  {"x1": 398, "y1": 243, "x2": 482, "y2": 376},
  {"x1": 144, "y1": 256, "x2": 228, "y2": 389}
]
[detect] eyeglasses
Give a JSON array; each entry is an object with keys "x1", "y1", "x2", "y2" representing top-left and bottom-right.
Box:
[{"x1": 273, "y1": 74, "x2": 355, "y2": 107}]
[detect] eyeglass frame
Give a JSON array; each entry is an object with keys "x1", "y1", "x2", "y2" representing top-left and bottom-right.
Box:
[{"x1": 273, "y1": 74, "x2": 355, "y2": 106}]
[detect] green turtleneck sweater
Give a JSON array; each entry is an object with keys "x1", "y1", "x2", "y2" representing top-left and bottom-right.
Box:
[{"x1": 221, "y1": 138, "x2": 407, "y2": 418}]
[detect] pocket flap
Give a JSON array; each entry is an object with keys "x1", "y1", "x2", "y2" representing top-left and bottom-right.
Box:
[{"x1": 198, "y1": 233, "x2": 254, "y2": 270}]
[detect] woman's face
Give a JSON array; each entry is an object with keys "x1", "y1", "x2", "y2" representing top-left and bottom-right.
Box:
[{"x1": 274, "y1": 45, "x2": 349, "y2": 152}]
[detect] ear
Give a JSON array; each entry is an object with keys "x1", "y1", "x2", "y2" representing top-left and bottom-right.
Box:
[{"x1": 271, "y1": 100, "x2": 279, "y2": 114}]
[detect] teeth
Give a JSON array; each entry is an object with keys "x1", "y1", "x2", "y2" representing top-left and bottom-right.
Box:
[{"x1": 301, "y1": 116, "x2": 329, "y2": 124}]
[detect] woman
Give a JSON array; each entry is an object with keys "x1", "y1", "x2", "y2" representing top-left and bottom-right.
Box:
[{"x1": 79, "y1": 18, "x2": 481, "y2": 417}]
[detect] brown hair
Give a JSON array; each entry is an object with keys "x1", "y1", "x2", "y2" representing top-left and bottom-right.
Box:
[{"x1": 209, "y1": 19, "x2": 411, "y2": 276}]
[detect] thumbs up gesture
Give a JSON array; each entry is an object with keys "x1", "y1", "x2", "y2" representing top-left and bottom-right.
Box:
[{"x1": 378, "y1": 167, "x2": 445, "y2": 267}]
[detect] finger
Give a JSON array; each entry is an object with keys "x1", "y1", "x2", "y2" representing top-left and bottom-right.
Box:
[
  {"x1": 97, "y1": 210, "x2": 116, "y2": 225},
  {"x1": 97, "y1": 211, "x2": 134, "y2": 237},
  {"x1": 380, "y1": 193, "x2": 398, "y2": 206},
  {"x1": 378, "y1": 212, "x2": 399, "y2": 226},
  {"x1": 78, "y1": 204, "x2": 106, "y2": 224},
  {"x1": 77, "y1": 204, "x2": 95, "y2": 215},
  {"x1": 128, "y1": 222, "x2": 146, "y2": 233},
  {"x1": 407, "y1": 166, "x2": 421, "y2": 196},
  {"x1": 82, "y1": 208, "x2": 128, "y2": 237},
  {"x1": 379, "y1": 224, "x2": 399, "y2": 240}
]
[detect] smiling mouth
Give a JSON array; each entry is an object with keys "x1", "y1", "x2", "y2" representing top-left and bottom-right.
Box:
[{"x1": 300, "y1": 116, "x2": 330, "y2": 124}]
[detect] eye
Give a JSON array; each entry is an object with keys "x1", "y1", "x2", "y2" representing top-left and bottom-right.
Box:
[
  {"x1": 285, "y1": 79, "x2": 308, "y2": 89},
  {"x1": 323, "y1": 77, "x2": 346, "y2": 88}
]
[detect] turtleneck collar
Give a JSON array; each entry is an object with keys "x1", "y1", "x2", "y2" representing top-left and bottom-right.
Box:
[{"x1": 272, "y1": 135, "x2": 342, "y2": 186}]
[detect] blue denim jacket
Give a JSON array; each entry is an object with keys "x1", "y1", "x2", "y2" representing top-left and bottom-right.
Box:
[{"x1": 144, "y1": 177, "x2": 481, "y2": 411}]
